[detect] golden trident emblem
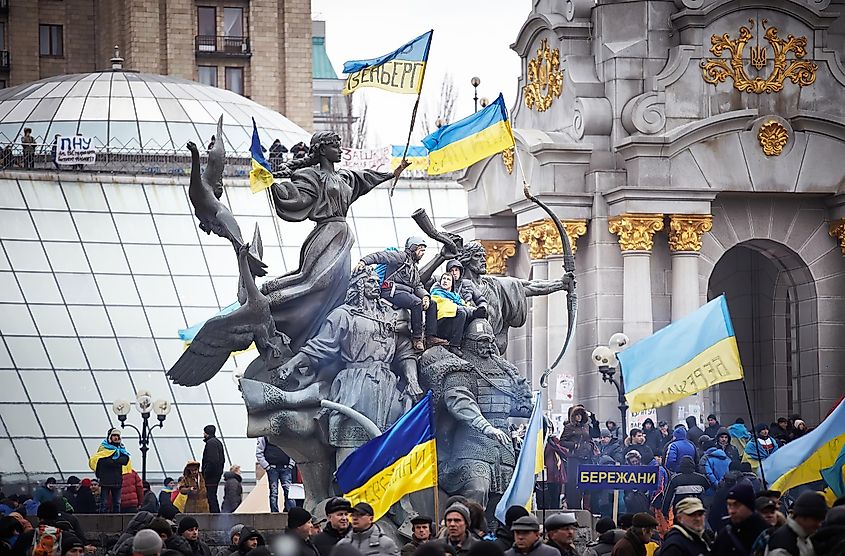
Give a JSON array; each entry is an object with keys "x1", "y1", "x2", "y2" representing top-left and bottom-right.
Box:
[{"x1": 700, "y1": 19, "x2": 817, "y2": 94}]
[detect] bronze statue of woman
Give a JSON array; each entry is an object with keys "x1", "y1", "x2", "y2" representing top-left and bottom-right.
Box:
[{"x1": 260, "y1": 131, "x2": 409, "y2": 350}]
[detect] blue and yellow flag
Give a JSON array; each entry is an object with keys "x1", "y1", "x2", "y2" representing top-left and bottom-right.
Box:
[
  {"x1": 391, "y1": 145, "x2": 428, "y2": 171},
  {"x1": 335, "y1": 391, "x2": 437, "y2": 520},
  {"x1": 763, "y1": 398, "x2": 845, "y2": 493},
  {"x1": 617, "y1": 295, "x2": 744, "y2": 412},
  {"x1": 422, "y1": 93, "x2": 515, "y2": 175},
  {"x1": 179, "y1": 302, "x2": 255, "y2": 354},
  {"x1": 495, "y1": 391, "x2": 545, "y2": 523},
  {"x1": 249, "y1": 118, "x2": 274, "y2": 193},
  {"x1": 342, "y1": 30, "x2": 432, "y2": 95},
  {"x1": 821, "y1": 442, "x2": 845, "y2": 499},
  {"x1": 88, "y1": 442, "x2": 132, "y2": 474}
]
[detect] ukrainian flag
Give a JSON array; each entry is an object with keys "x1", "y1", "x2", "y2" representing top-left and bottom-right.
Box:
[
  {"x1": 249, "y1": 118, "x2": 274, "y2": 193},
  {"x1": 179, "y1": 302, "x2": 255, "y2": 354},
  {"x1": 422, "y1": 93, "x2": 515, "y2": 175},
  {"x1": 617, "y1": 295, "x2": 744, "y2": 412},
  {"x1": 763, "y1": 398, "x2": 845, "y2": 494},
  {"x1": 391, "y1": 145, "x2": 428, "y2": 171},
  {"x1": 342, "y1": 30, "x2": 432, "y2": 95},
  {"x1": 495, "y1": 391, "x2": 545, "y2": 523},
  {"x1": 336, "y1": 391, "x2": 437, "y2": 521}
]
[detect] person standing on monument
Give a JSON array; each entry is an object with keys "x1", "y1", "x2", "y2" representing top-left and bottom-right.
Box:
[
  {"x1": 201, "y1": 425, "x2": 224, "y2": 513},
  {"x1": 256, "y1": 437, "x2": 294, "y2": 512}
]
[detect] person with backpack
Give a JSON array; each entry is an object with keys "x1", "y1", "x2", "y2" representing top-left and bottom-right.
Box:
[
  {"x1": 661, "y1": 456, "x2": 710, "y2": 517},
  {"x1": 256, "y1": 437, "x2": 294, "y2": 513},
  {"x1": 88, "y1": 429, "x2": 131, "y2": 513}
]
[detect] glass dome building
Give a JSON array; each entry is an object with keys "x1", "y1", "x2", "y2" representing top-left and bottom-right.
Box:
[{"x1": 0, "y1": 70, "x2": 468, "y2": 486}]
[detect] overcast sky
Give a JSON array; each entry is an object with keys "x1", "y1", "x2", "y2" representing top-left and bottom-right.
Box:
[{"x1": 311, "y1": 0, "x2": 530, "y2": 147}]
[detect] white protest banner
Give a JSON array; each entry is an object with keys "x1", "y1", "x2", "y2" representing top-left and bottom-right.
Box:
[
  {"x1": 627, "y1": 408, "x2": 658, "y2": 431},
  {"x1": 56, "y1": 135, "x2": 96, "y2": 165},
  {"x1": 339, "y1": 146, "x2": 390, "y2": 172}
]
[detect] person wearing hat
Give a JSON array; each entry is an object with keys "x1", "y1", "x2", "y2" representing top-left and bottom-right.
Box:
[
  {"x1": 335, "y1": 502, "x2": 398, "y2": 556},
  {"x1": 765, "y1": 491, "x2": 828, "y2": 556},
  {"x1": 201, "y1": 425, "x2": 224, "y2": 513},
  {"x1": 401, "y1": 516, "x2": 433, "y2": 556},
  {"x1": 703, "y1": 414, "x2": 721, "y2": 440},
  {"x1": 441, "y1": 503, "x2": 478, "y2": 556},
  {"x1": 609, "y1": 513, "x2": 657, "y2": 556},
  {"x1": 660, "y1": 455, "x2": 710, "y2": 517},
  {"x1": 659, "y1": 498, "x2": 711, "y2": 556},
  {"x1": 810, "y1": 505, "x2": 845, "y2": 556},
  {"x1": 620, "y1": 451, "x2": 650, "y2": 515},
  {"x1": 283, "y1": 506, "x2": 320, "y2": 556},
  {"x1": 89, "y1": 428, "x2": 131, "y2": 513},
  {"x1": 599, "y1": 428, "x2": 624, "y2": 464},
  {"x1": 177, "y1": 516, "x2": 212, "y2": 556},
  {"x1": 756, "y1": 497, "x2": 783, "y2": 529},
  {"x1": 582, "y1": 517, "x2": 624, "y2": 556},
  {"x1": 133, "y1": 529, "x2": 164, "y2": 556},
  {"x1": 502, "y1": 516, "x2": 557, "y2": 556},
  {"x1": 492, "y1": 506, "x2": 530, "y2": 552},
  {"x1": 232, "y1": 527, "x2": 265, "y2": 556},
  {"x1": 744, "y1": 424, "x2": 778, "y2": 465},
  {"x1": 177, "y1": 462, "x2": 209, "y2": 513},
  {"x1": 543, "y1": 513, "x2": 579, "y2": 556},
  {"x1": 712, "y1": 480, "x2": 768, "y2": 555},
  {"x1": 313, "y1": 497, "x2": 352, "y2": 556},
  {"x1": 215, "y1": 523, "x2": 244, "y2": 556},
  {"x1": 61, "y1": 533, "x2": 86, "y2": 556}
]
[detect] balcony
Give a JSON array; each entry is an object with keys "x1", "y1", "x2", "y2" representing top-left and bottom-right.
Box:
[
  {"x1": 195, "y1": 35, "x2": 251, "y2": 57},
  {"x1": 0, "y1": 51, "x2": 9, "y2": 72}
]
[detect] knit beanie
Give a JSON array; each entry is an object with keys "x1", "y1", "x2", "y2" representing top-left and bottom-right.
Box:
[
  {"x1": 60, "y1": 534, "x2": 84, "y2": 556},
  {"x1": 792, "y1": 491, "x2": 828, "y2": 520},
  {"x1": 595, "y1": 517, "x2": 616, "y2": 535},
  {"x1": 287, "y1": 507, "x2": 311, "y2": 529},
  {"x1": 133, "y1": 529, "x2": 164, "y2": 556},
  {"x1": 756, "y1": 423, "x2": 769, "y2": 434},
  {"x1": 177, "y1": 516, "x2": 199, "y2": 534},
  {"x1": 504, "y1": 505, "x2": 529, "y2": 527},
  {"x1": 229, "y1": 524, "x2": 245, "y2": 541},
  {"x1": 727, "y1": 480, "x2": 756, "y2": 511},
  {"x1": 444, "y1": 503, "x2": 471, "y2": 526}
]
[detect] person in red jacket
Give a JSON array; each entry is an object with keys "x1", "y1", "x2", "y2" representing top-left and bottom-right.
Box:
[{"x1": 120, "y1": 469, "x2": 144, "y2": 513}]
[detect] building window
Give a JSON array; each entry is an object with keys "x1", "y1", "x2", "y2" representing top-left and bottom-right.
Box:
[
  {"x1": 39, "y1": 24, "x2": 63, "y2": 56},
  {"x1": 0, "y1": 22, "x2": 5, "y2": 49},
  {"x1": 198, "y1": 66, "x2": 218, "y2": 87},
  {"x1": 225, "y1": 67, "x2": 244, "y2": 96},
  {"x1": 321, "y1": 96, "x2": 331, "y2": 113},
  {"x1": 223, "y1": 8, "x2": 244, "y2": 37},
  {"x1": 0, "y1": 80, "x2": 5, "y2": 90},
  {"x1": 197, "y1": 6, "x2": 216, "y2": 36}
]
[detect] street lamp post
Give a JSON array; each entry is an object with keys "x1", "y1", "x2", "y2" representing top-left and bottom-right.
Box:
[
  {"x1": 471, "y1": 76, "x2": 481, "y2": 112},
  {"x1": 591, "y1": 333, "x2": 631, "y2": 437},
  {"x1": 111, "y1": 390, "x2": 172, "y2": 483}
]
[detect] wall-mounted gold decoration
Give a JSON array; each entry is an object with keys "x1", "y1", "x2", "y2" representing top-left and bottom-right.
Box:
[
  {"x1": 517, "y1": 219, "x2": 587, "y2": 259},
  {"x1": 478, "y1": 240, "x2": 516, "y2": 275},
  {"x1": 523, "y1": 38, "x2": 563, "y2": 112},
  {"x1": 668, "y1": 214, "x2": 713, "y2": 252},
  {"x1": 608, "y1": 214, "x2": 664, "y2": 252},
  {"x1": 758, "y1": 120, "x2": 789, "y2": 156},
  {"x1": 701, "y1": 19, "x2": 817, "y2": 94},
  {"x1": 502, "y1": 147, "x2": 514, "y2": 174},
  {"x1": 829, "y1": 219, "x2": 845, "y2": 255}
]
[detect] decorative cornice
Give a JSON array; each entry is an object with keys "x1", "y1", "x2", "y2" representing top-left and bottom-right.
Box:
[
  {"x1": 668, "y1": 214, "x2": 713, "y2": 252},
  {"x1": 608, "y1": 213, "x2": 665, "y2": 252},
  {"x1": 478, "y1": 240, "x2": 517, "y2": 275},
  {"x1": 758, "y1": 120, "x2": 789, "y2": 156},
  {"x1": 517, "y1": 219, "x2": 587, "y2": 259},
  {"x1": 829, "y1": 219, "x2": 845, "y2": 255}
]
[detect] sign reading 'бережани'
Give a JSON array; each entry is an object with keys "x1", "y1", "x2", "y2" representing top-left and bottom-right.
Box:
[{"x1": 576, "y1": 465, "x2": 659, "y2": 491}]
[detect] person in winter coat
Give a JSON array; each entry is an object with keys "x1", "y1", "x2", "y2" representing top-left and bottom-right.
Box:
[
  {"x1": 177, "y1": 516, "x2": 213, "y2": 556},
  {"x1": 429, "y1": 273, "x2": 472, "y2": 354},
  {"x1": 504, "y1": 515, "x2": 560, "y2": 556},
  {"x1": 337, "y1": 502, "x2": 399, "y2": 556},
  {"x1": 611, "y1": 512, "x2": 658, "y2": 556},
  {"x1": 201, "y1": 425, "x2": 225, "y2": 513},
  {"x1": 642, "y1": 419, "x2": 662, "y2": 459},
  {"x1": 658, "y1": 497, "x2": 711, "y2": 556},
  {"x1": 712, "y1": 481, "x2": 768, "y2": 556},
  {"x1": 282, "y1": 507, "x2": 320, "y2": 556},
  {"x1": 400, "y1": 516, "x2": 433, "y2": 556},
  {"x1": 178, "y1": 461, "x2": 210, "y2": 513},
  {"x1": 107, "y1": 510, "x2": 156, "y2": 556},
  {"x1": 89, "y1": 429, "x2": 130, "y2": 513},
  {"x1": 221, "y1": 465, "x2": 243, "y2": 513},
  {"x1": 664, "y1": 427, "x2": 697, "y2": 473},
  {"x1": 715, "y1": 427, "x2": 742, "y2": 465},
  {"x1": 764, "y1": 491, "x2": 827, "y2": 556},
  {"x1": 440, "y1": 503, "x2": 479, "y2": 556},
  {"x1": 686, "y1": 416, "x2": 704, "y2": 445},
  {"x1": 541, "y1": 433, "x2": 568, "y2": 510},
  {"x1": 661, "y1": 456, "x2": 710, "y2": 517},
  {"x1": 561, "y1": 406, "x2": 595, "y2": 509},
  {"x1": 745, "y1": 424, "x2": 778, "y2": 465},
  {"x1": 313, "y1": 497, "x2": 352, "y2": 556},
  {"x1": 599, "y1": 429, "x2": 625, "y2": 464},
  {"x1": 73, "y1": 479, "x2": 97, "y2": 514},
  {"x1": 492, "y1": 505, "x2": 530, "y2": 552},
  {"x1": 119, "y1": 470, "x2": 144, "y2": 513},
  {"x1": 811, "y1": 505, "x2": 845, "y2": 556},
  {"x1": 159, "y1": 477, "x2": 177, "y2": 515},
  {"x1": 232, "y1": 527, "x2": 265, "y2": 556},
  {"x1": 703, "y1": 415, "x2": 721, "y2": 439},
  {"x1": 139, "y1": 481, "x2": 159, "y2": 514},
  {"x1": 606, "y1": 421, "x2": 623, "y2": 445},
  {"x1": 700, "y1": 444, "x2": 731, "y2": 488},
  {"x1": 34, "y1": 478, "x2": 59, "y2": 504},
  {"x1": 583, "y1": 517, "x2": 624, "y2": 556}
]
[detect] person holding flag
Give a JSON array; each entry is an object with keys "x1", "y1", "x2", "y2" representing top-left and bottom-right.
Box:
[{"x1": 88, "y1": 428, "x2": 131, "y2": 513}]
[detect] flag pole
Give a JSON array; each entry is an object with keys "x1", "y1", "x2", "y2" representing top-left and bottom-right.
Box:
[
  {"x1": 390, "y1": 30, "x2": 433, "y2": 197},
  {"x1": 742, "y1": 379, "x2": 768, "y2": 488}
]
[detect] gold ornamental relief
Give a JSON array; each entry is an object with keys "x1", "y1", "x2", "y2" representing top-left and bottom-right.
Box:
[
  {"x1": 829, "y1": 219, "x2": 845, "y2": 255},
  {"x1": 701, "y1": 19, "x2": 817, "y2": 94},
  {"x1": 478, "y1": 240, "x2": 516, "y2": 275},
  {"x1": 608, "y1": 214, "x2": 664, "y2": 252},
  {"x1": 518, "y1": 220, "x2": 552, "y2": 260},
  {"x1": 758, "y1": 120, "x2": 789, "y2": 156},
  {"x1": 668, "y1": 215, "x2": 713, "y2": 252},
  {"x1": 502, "y1": 147, "x2": 514, "y2": 174},
  {"x1": 517, "y1": 219, "x2": 587, "y2": 259},
  {"x1": 523, "y1": 38, "x2": 563, "y2": 112}
]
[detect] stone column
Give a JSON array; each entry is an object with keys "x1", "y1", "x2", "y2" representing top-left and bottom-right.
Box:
[
  {"x1": 518, "y1": 221, "x2": 550, "y2": 390},
  {"x1": 668, "y1": 214, "x2": 714, "y2": 421},
  {"x1": 608, "y1": 214, "x2": 664, "y2": 343}
]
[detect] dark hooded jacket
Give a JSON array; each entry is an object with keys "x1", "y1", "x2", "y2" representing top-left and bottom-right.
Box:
[
  {"x1": 361, "y1": 248, "x2": 427, "y2": 299},
  {"x1": 313, "y1": 522, "x2": 351, "y2": 556},
  {"x1": 661, "y1": 456, "x2": 710, "y2": 515},
  {"x1": 703, "y1": 418, "x2": 721, "y2": 439},
  {"x1": 583, "y1": 529, "x2": 625, "y2": 556},
  {"x1": 235, "y1": 527, "x2": 265, "y2": 555},
  {"x1": 221, "y1": 471, "x2": 243, "y2": 513},
  {"x1": 561, "y1": 407, "x2": 594, "y2": 460},
  {"x1": 492, "y1": 524, "x2": 514, "y2": 552},
  {"x1": 686, "y1": 417, "x2": 704, "y2": 445},
  {"x1": 109, "y1": 511, "x2": 156, "y2": 556},
  {"x1": 166, "y1": 535, "x2": 194, "y2": 556},
  {"x1": 708, "y1": 471, "x2": 743, "y2": 532},
  {"x1": 712, "y1": 511, "x2": 768, "y2": 556},
  {"x1": 714, "y1": 427, "x2": 742, "y2": 465},
  {"x1": 642, "y1": 419, "x2": 662, "y2": 457}
]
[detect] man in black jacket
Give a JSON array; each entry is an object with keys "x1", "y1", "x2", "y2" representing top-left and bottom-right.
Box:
[
  {"x1": 177, "y1": 516, "x2": 213, "y2": 556},
  {"x1": 703, "y1": 415, "x2": 721, "y2": 439},
  {"x1": 686, "y1": 416, "x2": 704, "y2": 445},
  {"x1": 201, "y1": 425, "x2": 225, "y2": 513},
  {"x1": 492, "y1": 506, "x2": 530, "y2": 552},
  {"x1": 659, "y1": 497, "x2": 712, "y2": 556},
  {"x1": 93, "y1": 429, "x2": 130, "y2": 513},
  {"x1": 256, "y1": 437, "x2": 294, "y2": 512},
  {"x1": 661, "y1": 456, "x2": 710, "y2": 516},
  {"x1": 357, "y1": 237, "x2": 442, "y2": 351},
  {"x1": 313, "y1": 497, "x2": 352, "y2": 556},
  {"x1": 712, "y1": 480, "x2": 768, "y2": 555}
]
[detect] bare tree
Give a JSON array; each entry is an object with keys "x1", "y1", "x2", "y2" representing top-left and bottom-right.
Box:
[
  {"x1": 418, "y1": 73, "x2": 458, "y2": 139},
  {"x1": 337, "y1": 96, "x2": 369, "y2": 150},
  {"x1": 351, "y1": 98, "x2": 369, "y2": 149}
]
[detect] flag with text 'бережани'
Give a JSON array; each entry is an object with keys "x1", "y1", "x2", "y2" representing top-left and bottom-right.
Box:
[{"x1": 616, "y1": 294, "x2": 744, "y2": 412}]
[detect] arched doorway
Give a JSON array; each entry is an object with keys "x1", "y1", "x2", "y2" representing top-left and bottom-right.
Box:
[{"x1": 707, "y1": 239, "x2": 819, "y2": 424}]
